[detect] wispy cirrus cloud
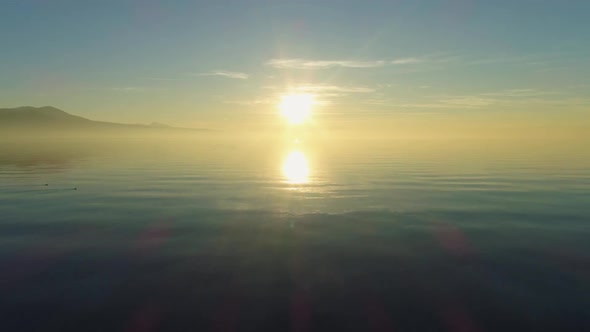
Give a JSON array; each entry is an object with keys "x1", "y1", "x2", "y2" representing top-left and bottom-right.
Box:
[
  {"x1": 266, "y1": 58, "x2": 386, "y2": 69},
  {"x1": 370, "y1": 98, "x2": 496, "y2": 110},
  {"x1": 369, "y1": 88, "x2": 567, "y2": 110},
  {"x1": 481, "y1": 88, "x2": 560, "y2": 98},
  {"x1": 294, "y1": 84, "x2": 375, "y2": 94},
  {"x1": 465, "y1": 52, "x2": 564, "y2": 67},
  {"x1": 467, "y1": 56, "x2": 528, "y2": 66},
  {"x1": 223, "y1": 97, "x2": 274, "y2": 106},
  {"x1": 198, "y1": 71, "x2": 249, "y2": 79},
  {"x1": 391, "y1": 57, "x2": 423, "y2": 65},
  {"x1": 436, "y1": 96, "x2": 496, "y2": 108},
  {"x1": 266, "y1": 56, "x2": 440, "y2": 69},
  {"x1": 225, "y1": 84, "x2": 375, "y2": 107},
  {"x1": 415, "y1": 89, "x2": 559, "y2": 109}
]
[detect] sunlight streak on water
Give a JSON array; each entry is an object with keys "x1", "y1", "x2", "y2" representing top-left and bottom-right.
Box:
[{"x1": 282, "y1": 150, "x2": 310, "y2": 185}]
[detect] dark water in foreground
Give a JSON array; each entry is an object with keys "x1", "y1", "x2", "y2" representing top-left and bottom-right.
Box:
[{"x1": 0, "y1": 138, "x2": 589, "y2": 331}]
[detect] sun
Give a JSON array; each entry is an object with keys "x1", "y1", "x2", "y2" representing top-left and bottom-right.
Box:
[{"x1": 279, "y1": 94, "x2": 314, "y2": 124}]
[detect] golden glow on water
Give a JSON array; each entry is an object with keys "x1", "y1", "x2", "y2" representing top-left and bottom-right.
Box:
[
  {"x1": 279, "y1": 94, "x2": 314, "y2": 124},
  {"x1": 282, "y1": 150, "x2": 309, "y2": 184}
]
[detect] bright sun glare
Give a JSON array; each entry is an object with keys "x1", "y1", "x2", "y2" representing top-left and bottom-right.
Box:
[{"x1": 280, "y1": 94, "x2": 314, "y2": 124}]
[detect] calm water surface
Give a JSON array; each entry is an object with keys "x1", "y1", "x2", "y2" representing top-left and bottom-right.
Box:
[{"x1": 0, "y1": 138, "x2": 589, "y2": 331}]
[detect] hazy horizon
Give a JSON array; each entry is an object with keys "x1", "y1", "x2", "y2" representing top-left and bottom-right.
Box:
[{"x1": 2, "y1": 105, "x2": 589, "y2": 140}]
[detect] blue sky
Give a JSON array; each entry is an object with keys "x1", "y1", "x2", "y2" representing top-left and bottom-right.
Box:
[{"x1": 1, "y1": 0, "x2": 589, "y2": 130}]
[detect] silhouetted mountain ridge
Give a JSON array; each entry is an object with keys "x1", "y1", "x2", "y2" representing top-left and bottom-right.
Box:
[
  {"x1": 1, "y1": 106, "x2": 95, "y2": 125},
  {"x1": 0, "y1": 106, "x2": 207, "y2": 132}
]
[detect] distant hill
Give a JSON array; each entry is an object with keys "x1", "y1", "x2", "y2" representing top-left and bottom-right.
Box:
[{"x1": 0, "y1": 106, "x2": 208, "y2": 133}]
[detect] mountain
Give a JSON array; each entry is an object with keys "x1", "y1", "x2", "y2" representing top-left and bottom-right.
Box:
[
  {"x1": 0, "y1": 106, "x2": 93, "y2": 126},
  {"x1": 0, "y1": 106, "x2": 207, "y2": 133}
]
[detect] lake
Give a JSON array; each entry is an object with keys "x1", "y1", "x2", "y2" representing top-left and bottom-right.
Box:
[{"x1": 1, "y1": 137, "x2": 589, "y2": 331}]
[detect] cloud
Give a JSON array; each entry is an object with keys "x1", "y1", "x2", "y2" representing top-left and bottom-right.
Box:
[
  {"x1": 467, "y1": 56, "x2": 526, "y2": 66},
  {"x1": 223, "y1": 98, "x2": 274, "y2": 106},
  {"x1": 379, "y1": 98, "x2": 495, "y2": 110},
  {"x1": 266, "y1": 59, "x2": 386, "y2": 69},
  {"x1": 225, "y1": 84, "x2": 375, "y2": 107},
  {"x1": 481, "y1": 89, "x2": 559, "y2": 98},
  {"x1": 266, "y1": 55, "x2": 443, "y2": 69},
  {"x1": 294, "y1": 85, "x2": 375, "y2": 94},
  {"x1": 465, "y1": 53, "x2": 559, "y2": 67},
  {"x1": 437, "y1": 96, "x2": 496, "y2": 108},
  {"x1": 262, "y1": 84, "x2": 375, "y2": 94},
  {"x1": 198, "y1": 71, "x2": 249, "y2": 79},
  {"x1": 391, "y1": 57, "x2": 423, "y2": 65},
  {"x1": 377, "y1": 88, "x2": 564, "y2": 110}
]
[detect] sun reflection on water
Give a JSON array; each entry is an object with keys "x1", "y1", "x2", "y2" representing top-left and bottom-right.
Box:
[{"x1": 282, "y1": 150, "x2": 309, "y2": 184}]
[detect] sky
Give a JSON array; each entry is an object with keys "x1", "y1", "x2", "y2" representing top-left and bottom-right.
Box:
[{"x1": 1, "y1": 0, "x2": 589, "y2": 136}]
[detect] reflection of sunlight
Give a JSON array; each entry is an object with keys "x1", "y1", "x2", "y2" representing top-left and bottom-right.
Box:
[
  {"x1": 283, "y1": 150, "x2": 309, "y2": 184},
  {"x1": 280, "y1": 94, "x2": 313, "y2": 124}
]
